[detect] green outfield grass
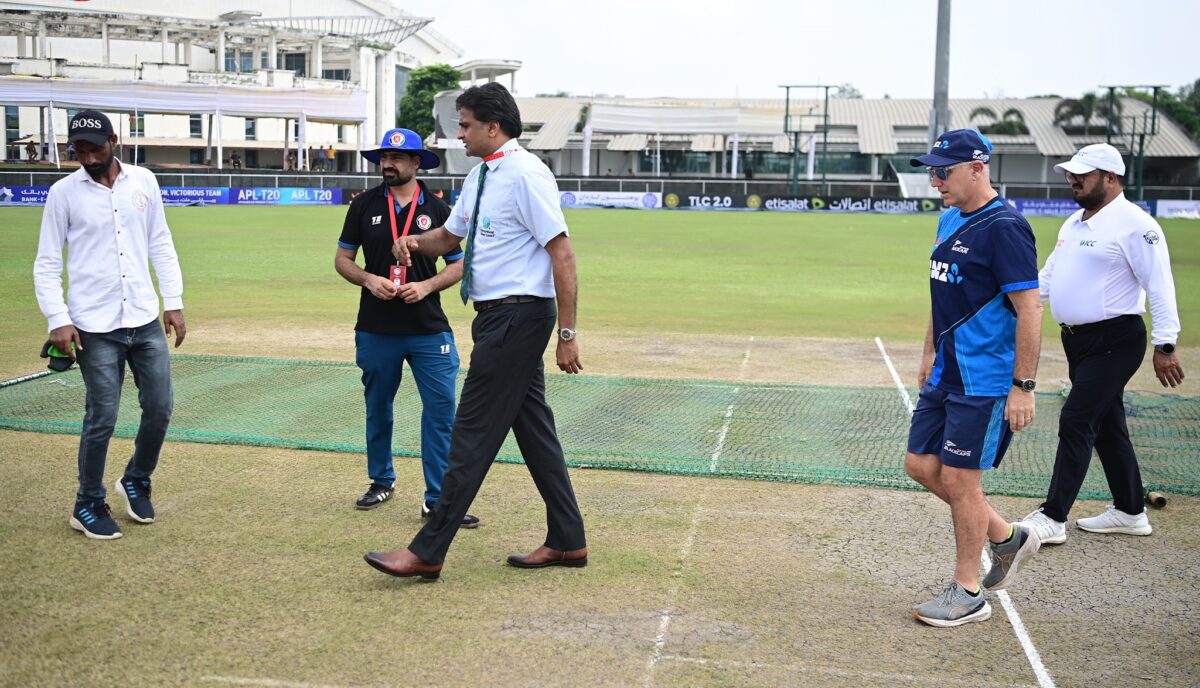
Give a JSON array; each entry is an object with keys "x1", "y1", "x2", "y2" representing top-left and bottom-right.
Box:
[{"x1": 3, "y1": 205, "x2": 1197, "y2": 376}]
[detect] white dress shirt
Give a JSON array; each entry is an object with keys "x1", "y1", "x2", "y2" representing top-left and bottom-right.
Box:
[
  {"x1": 34, "y1": 163, "x2": 184, "y2": 333},
  {"x1": 445, "y1": 138, "x2": 567, "y2": 302},
  {"x1": 1039, "y1": 193, "x2": 1179, "y2": 345}
]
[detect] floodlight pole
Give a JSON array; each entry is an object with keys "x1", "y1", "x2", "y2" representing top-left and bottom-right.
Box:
[
  {"x1": 1101, "y1": 84, "x2": 1166, "y2": 201},
  {"x1": 779, "y1": 84, "x2": 836, "y2": 194}
]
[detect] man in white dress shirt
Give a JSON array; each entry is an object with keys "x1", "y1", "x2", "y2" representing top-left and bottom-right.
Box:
[
  {"x1": 1018, "y1": 143, "x2": 1184, "y2": 545},
  {"x1": 34, "y1": 110, "x2": 186, "y2": 540},
  {"x1": 363, "y1": 83, "x2": 587, "y2": 579}
]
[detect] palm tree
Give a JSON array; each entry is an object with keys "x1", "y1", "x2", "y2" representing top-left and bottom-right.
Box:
[
  {"x1": 968, "y1": 106, "x2": 1028, "y2": 135},
  {"x1": 1054, "y1": 92, "x2": 1123, "y2": 135}
]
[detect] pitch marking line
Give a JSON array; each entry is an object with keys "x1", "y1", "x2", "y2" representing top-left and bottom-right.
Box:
[
  {"x1": 874, "y1": 336, "x2": 1055, "y2": 688},
  {"x1": 661, "y1": 655, "x2": 1040, "y2": 688},
  {"x1": 644, "y1": 337, "x2": 753, "y2": 687},
  {"x1": 201, "y1": 677, "x2": 357, "y2": 688}
]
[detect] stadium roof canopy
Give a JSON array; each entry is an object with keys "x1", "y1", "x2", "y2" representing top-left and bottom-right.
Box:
[{"x1": 0, "y1": 2, "x2": 431, "y2": 51}]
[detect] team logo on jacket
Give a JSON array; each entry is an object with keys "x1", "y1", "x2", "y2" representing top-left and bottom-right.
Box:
[
  {"x1": 417, "y1": 214, "x2": 431, "y2": 230},
  {"x1": 132, "y1": 189, "x2": 149, "y2": 211},
  {"x1": 930, "y1": 260, "x2": 963, "y2": 284},
  {"x1": 1143, "y1": 230, "x2": 1160, "y2": 245}
]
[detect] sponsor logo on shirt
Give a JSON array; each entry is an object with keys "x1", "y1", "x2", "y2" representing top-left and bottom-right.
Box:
[
  {"x1": 944, "y1": 440, "x2": 973, "y2": 457},
  {"x1": 1079, "y1": 240, "x2": 1097, "y2": 247},
  {"x1": 1143, "y1": 230, "x2": 1160, "y2": 245},
  {"x1": 951, "y1": 239, "x2": 970, "y2": 254},
  {"x1": 930, "y1": 260, "x2": 964, "y2": 284},
  {"x1": 417, "y1": 214, "x2": 431, "y2": 230},
  {"x1": 371, "y1": 215, "x2": 382, "y2": 225},
  {"x1": 440, "y1": 344, "x2": 451, "y2": 354}
]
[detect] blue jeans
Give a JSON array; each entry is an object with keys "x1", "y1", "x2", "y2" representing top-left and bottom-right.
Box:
[
  {"x1": 355, "y1": 330, "x2": 459, "y2": 504},
  {"x1": 75, "y1": 319, "x2": 174, "y2": 502}
]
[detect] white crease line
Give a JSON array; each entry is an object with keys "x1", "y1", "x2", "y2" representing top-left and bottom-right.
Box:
[
  {"x1": 874, "y1": 336, "x2": 915, "y2": 413},
  {"x1": 875, "y1": 336, "x2": 1054, "y2": 688},
  {"x1": 644, "y1": 337, "x2": 753, "y2": 688},
  {"x1": 661, "y1": 655, "x2": 1038, "y2": 688},
  {"x1": 201, "y1": 677, "x2": 357, "y2": 688}
]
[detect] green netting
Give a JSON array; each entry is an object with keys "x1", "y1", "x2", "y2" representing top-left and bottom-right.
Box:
[{"x1": 2, "y1": 354, "x2": 1198, "y2": 499}]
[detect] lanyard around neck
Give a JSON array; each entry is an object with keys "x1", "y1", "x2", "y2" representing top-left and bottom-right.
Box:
[{"x1": 385, "y1": 185, "x2": 421, "y2": 248}]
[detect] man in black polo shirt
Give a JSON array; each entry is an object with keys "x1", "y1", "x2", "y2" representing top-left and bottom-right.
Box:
[{"x1": 336, "y1": 128, "x2": 478, "y2": 528}]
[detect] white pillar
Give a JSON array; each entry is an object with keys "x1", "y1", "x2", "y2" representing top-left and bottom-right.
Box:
[
  {"x1": 730, "y1": 132, "x2": 740, "y2": 179},
  {"x1": 269, "y1": 32, "x2": 278, "y2": 69},
  {"x1": 184, "y1": 39, "x2": 192, "y2": 66},
  {"x1": 35, "y1": 20, "x2": 46, "y2": 59},
  {"x1": 510, "y1": 72, "x2": 516, "y2": 93},
  {"x1": 100, "y1": 22, "x2": 109, "y2": 63},
  {"x1": 216, "y1": 111, "x2": 223, "y2": 170},
  {"x1": 470, "y1": 68, "x2": 477, "y2": 85},
  {"x1": 581, "y1": 126, "x2": 593, "y2": 177},
  {"x1": 161, "y1": 29, "x2": 168, "y2": 63},
  {"x1": 16, "y1": 32, "x2": 26, "y2": 58},
  {"x1": 216, "y1": 31, "x2": 226, "y2": 72},
  {"x1": 313, "y1": 38, "x2": 323, "y2": 78}
]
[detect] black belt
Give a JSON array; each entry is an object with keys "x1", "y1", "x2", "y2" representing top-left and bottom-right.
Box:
[
  {"x1": 1060, "y1": 313, "x2": 1142, "y2": 335},
  {"x1": 473, "y1": 295, "x2": 551, "y2": 312}
]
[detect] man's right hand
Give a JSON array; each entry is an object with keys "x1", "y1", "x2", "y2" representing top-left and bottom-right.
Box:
[
  {"x1": 917, "y1": 351, "x2": 935, "y2": 389},
  {"x1": 392, "y1": 236, "x2": 419, "y2": 266},
  {"x1": 366, "y1": 275, "x2": 400, "y2": 301},
  {"x1": 49, "y1": 324, "x2": 82, "y2": 360}
]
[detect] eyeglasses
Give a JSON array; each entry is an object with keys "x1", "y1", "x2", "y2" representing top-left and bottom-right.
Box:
[
  {"x1": 927, "y1": 161, "x2": 970, "y2": 180},
  {"x1": 1065, "y1": 170, "x2": 1106, "y2": 183}
]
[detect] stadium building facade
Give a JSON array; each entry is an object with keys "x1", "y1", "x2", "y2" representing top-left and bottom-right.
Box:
[{"x1": 0, "y1": 0, "x2": 503, "y2": 171}]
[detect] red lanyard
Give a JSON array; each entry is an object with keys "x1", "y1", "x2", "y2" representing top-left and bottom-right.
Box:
[
  {"x1": 483, "y1": 149, "x2": 509, "y2": 163},
  {"x1": 385, "y1": 186, "x2": 421, "y2": 253}
]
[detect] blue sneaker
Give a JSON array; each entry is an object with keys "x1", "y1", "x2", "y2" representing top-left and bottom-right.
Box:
[
  {"x1": 115, "y1": 476, "x2": 155, "y2": 523},
  {"x1": 70, "y1": 499, "x2": 122, "y2": 540}
]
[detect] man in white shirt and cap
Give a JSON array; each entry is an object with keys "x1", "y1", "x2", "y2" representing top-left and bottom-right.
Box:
[
  {"x1": 34, "y1": 110, "x2": 186, "y2": 540},
  {"x1": 1018, "y1": 143, "x2": 1184, "y2": 545}
]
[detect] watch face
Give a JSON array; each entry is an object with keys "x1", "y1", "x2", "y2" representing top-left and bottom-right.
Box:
[
  {"x1": 1159, "y1": 343, "x2": 1176, "y2": 354},
  {"x1": 1022, "y1": 380, "x2": 1036, "y2": 392},
  {"x1": 558, "y1": 328, "x2": 575, "y2": 341}
]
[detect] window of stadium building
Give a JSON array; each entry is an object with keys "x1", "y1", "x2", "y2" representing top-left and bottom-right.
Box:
[
  {"x1": 5, "y1": 106, "x2": 17, "y2": 152},
  {"x1": 336, "y1": 125, "x2": 345, "y2": 143},
  {"x1": 638, "y1": 151, "x2": 711, "y2": 175},
  {"x1": 284, "y1": 53, "x2": 306, "y2": 77},
  {"x1": 129, "y1": 113, "x2": 144, "y2": 137},
  {"x1": 322, "y1": 69, "x2": 351, "y2": 81},
  {"x1": 189, "y1": 149, "x2": 204, "y2": 165},
  {"x1": 245, "y1": 150, "x2": 258, "y2": 168},
  {"x1": 245, "y1": 118, "x2": 257, "y2": 141},
  {"x1": 190, "y1": 115, "x2": 203, "y2": 139},
  {"x1": 239, "y1": 52, "x2": 254, "y2": 73},
  {"x1": 224, "y1": 54, "x2": 236, "y2": 72},
  {"x1": 128, "y1": 148, "x2": 145, "y2": 164}
]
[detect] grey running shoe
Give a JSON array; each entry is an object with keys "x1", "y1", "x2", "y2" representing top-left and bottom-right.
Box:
[
  {"x1": 982, "y1": 523, "x2": 1041, "y2": 591},
  {"x1": 912, "y1": 581, "x2": 991, "y2": 628},
  {"x1": 1017, "y1": 508, "x2": 1067, "y2": 545}
]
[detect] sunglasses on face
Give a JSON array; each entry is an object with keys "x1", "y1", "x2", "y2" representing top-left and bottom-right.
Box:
[
  {"x1": 1065, "y1": 170, "x2": 1106, "y2": 183},
  {"x1": 927, "y1": 161, "x2": 970, "y2": 180}
]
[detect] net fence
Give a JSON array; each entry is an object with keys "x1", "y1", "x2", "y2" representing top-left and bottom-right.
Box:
[{"x1": 2, "y1": 354, "x2": 1198, "y2": 499}]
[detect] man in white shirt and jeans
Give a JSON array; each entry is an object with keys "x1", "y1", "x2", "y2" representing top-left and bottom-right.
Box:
[
  {"x1": 1019, "y1": 143, "x2": 1184, "y2": 544},
  {"x1": 33, "y1": 110, "x2": 186, "y2": 540}
]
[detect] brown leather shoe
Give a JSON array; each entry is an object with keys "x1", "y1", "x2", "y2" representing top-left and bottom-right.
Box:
[
  {"x1": 506, "y1": 545, "x2": 588, "y2": 569},
  {"x1": 363, "y1": 548, "x2": 442, "y2": 580}
]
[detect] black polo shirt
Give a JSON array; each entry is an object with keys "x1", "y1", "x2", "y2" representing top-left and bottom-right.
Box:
[{"x1": 338, "y1": 180, "x2": 462, "y2": 335}]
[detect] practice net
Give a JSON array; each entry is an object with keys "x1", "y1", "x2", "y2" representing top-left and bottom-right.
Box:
[{"x1": 2, "y1": 354, "x2": 1197, "y2": 499}]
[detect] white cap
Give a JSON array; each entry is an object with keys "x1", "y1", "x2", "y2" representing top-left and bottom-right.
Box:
[{"x1": 1053, "y1": 143, "x2": 1126, "y2": 176}]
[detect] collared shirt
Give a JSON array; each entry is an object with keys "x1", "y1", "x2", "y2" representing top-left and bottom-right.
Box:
[
  {"x1": 338, "y1": 180, "x2": 460, "y2": 335},
  {"x1": 1039, "y1": 193, "x2": 1180, "y2": 345},
  {"x1": 34, "y1": 163, "x2": 184, "y2": 333},
  {"x1": 445, "y1": 138, "x2": 567, "y2": 301},
  {"x1": 928, "y1": 198, "x2": 1039, "y2": 396}
]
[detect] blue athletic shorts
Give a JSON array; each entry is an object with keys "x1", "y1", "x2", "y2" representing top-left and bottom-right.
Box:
[{"x1": 906, "y1": 383, "x2": 1013, "y2": 470}]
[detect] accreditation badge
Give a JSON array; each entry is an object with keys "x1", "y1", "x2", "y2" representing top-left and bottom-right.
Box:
[{"x1": 390, "y1": 264, "x2": 407, "y2": 286}]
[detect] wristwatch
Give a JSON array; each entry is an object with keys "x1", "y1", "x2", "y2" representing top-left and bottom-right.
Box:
[
  {"x1": 1155, "y1": 343, "x2": 1176, "y2": 355},
  {"x1": 1012, "y1": 378, "x2": 1036, "y2": 393},
  {"x1": 558, "y1": 327, "x2": 576, "y2": 342}
]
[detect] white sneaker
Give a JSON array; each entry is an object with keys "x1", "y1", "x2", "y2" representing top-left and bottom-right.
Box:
[
  {"x1": 1077, "y1": 505, "x2": 1152, "y2": 536},
  {"x1": 1017, "y1": 508, "x2": 1067, "y2": 545}
]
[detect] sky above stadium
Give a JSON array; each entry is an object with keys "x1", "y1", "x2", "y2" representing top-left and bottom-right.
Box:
[{"x1": 402, "y1": 0, "x2": 1200, "y2": 100}]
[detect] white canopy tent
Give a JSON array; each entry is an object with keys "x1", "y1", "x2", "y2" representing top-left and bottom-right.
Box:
[
  {"x1": 0, "y1": 76, "x2": 369, "y2": 170},
  {"x1": 582, "y1": 102, "x2": 783, "y2": 178}
]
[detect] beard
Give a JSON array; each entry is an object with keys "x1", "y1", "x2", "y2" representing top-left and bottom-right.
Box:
[
  {"x1": 1072, "y1": 181, "x2": 1107, "y2": 210},
  {"x1": 83, "y1": 150, "x2": 115, "y2": 180},
  {"x1": 382, "y1": 168, "x2": 413, "y2": 187}
]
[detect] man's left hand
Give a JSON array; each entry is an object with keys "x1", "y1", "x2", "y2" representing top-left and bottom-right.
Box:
[
  {"x1": 398, "y1": 280, "x2": 432, "y2": 304},
  {"x1": 556, "y1": 338, "x2": 582, "y2": 374},
  {"x1": 1005, "y1": 386, "x2": 1035, "y2": 432},
  {"x1": 163, "y1": 309, "x2": 186, "y2": 348},
  {"x1": 1154, "y1": 350, "x2": 1185, "y2": 388}
]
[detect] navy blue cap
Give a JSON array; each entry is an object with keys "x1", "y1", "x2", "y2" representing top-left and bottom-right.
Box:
[
  {"x1": 910, "y1": 128, "x2": 992, "y2": 167},
  {"x1": 67, "y1": 110, "x2": 114, "y2": 146},
  {"x1": 361, "y1": 128, "x2": 441, "y2": 169}
]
